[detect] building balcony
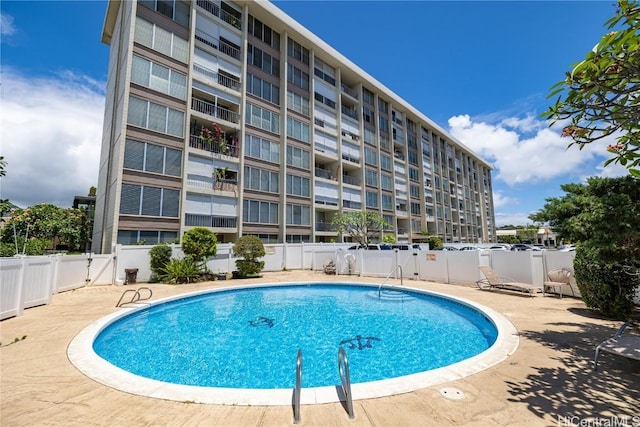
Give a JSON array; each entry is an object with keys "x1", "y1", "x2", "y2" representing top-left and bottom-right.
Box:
[
  {"x1": 185, "y1": 213, "x2": 238, "y2": 229},
  {"x1": 341, "y1": 105, "x2": 358, "y2": 120},
  {"x1": 194, "y1": 30, "x2": 241, "y2": 61},
  {"x1": 314, "y1": 167, "x2": 335, "y2": 180},
  {"x1": 315, "y1": 222, "x2": 335, "y2": 232},
  {"x1": 192, "y1": 63, "x2": 241, "y2": 91},
  {"x1": 191, "y1": 97, "x2": 240, "y2": 124},
  {"x1": 342, "y1": 200, "x2": 362, "y2": 209},
  {"x1": 196, "y1": 0, "x2": 242, "y2": 30},
  {"x1": 340, "y1": 83, "x2": 358, "y2": 100},
  {"x1": 189, "y1": 134, "x2": 239, "y2": 157},
  {"x1": 342, "y1": 174, "x2": 360, "y2": 186}
]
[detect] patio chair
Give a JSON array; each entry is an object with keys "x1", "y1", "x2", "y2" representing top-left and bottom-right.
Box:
[
  {"x1": 543, "y1": 268, "x2": 573, "y2": 298},
  {"x1": 476, "y1": 265, "x2": 541, "y2": 297},
  {"x1": 323, "y1": 259, "x2": 336, "y2": 275},
  {"x1": 594, "y1": 321, "x2": 640, "y2": 371}
]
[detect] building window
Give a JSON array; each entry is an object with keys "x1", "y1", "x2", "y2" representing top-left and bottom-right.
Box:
[
  {"x1": 286, "y1": 204, "x2": 310, "y2": 225},
  {"x1": 247, "y1": 44, "x2": 280, "y2": 77},
  {"x1": 286, "y1": 234, "x2": 310, "y2": 243},
  {"x1": 139, "y1": 0, "x2": 190, "y2": 27},
  {"x1": 245, "y1": 134, "x2": 279, "y2": 163},
  {"x1": 246, "y1": 102, "x2": 280, "y2": 134},
  {"x1": 287, "y1": 117, "x2": 310, "y2": 142},
  {"x1": 247, "y1": 73, "x2": 280, "y2": 105},
  {"x1": 365, "y1": 191, "x2": 378, "y2": 208},
  {"x1": 120, "y1": 184, "x2": 179, "y2": 217},
  {"x1": 286, "y1": 174, "x2": 310, "y2": 197},
  {"x1": 134, "y1": 16, "x2": 189, "y2": 63},
  {"x1": 244, "y1": 166, "x2": 279, "y2": 193},
  {"x1": 243, "y1": 199, "x2": 278, "y2": 224},
  {"x1": 286, "y1": 145, "x2": 310, "y2": 169},
  {"x1": 287, "y1": 37, "x2": 309, "y2": 64},
  {"x1": 380, "y1": 154, "x2": 392, "y2": 171},
  {"x1": 363, "y1": 106, "x2": 374, "y2": 124},
  {"x1": 314, "y1": 58, "x2": 336, "y2": 86},
  {"x1": 364, "y1": 147, "x2": 378, "y2": 166},
  {"x1": 382, "y1": 194, "x2": 393, "y2": 210},
  {"x1": 365, "y1": 169, "x2": 378, "y2": 187},
  {"x1": 378, "y1": 98, "x2": 389, "y2": 113},
  {"x1": 287, "y1": 64, "x2": 309, "y2": 90},
  {"x1": 117, "y1": 229, "x2": 177, "y2": 245},
  {"x1": 131, "y1": 55, "x2": 187, "y2": 100},
  {"x1": 287, "y1": 90, "x2": 310, "y2": 116},
  {"x1": 381, "y1": 174, "x2": 393, "y2": 191},
  {"x1": 123, "y1": 139, "x2": 182, "y2": 176},
  {"x1": 362, "y1": 87, "x2": 374, "y2": 104},
  {"x1": 408, "y1": 167, "x2": 420, "y2": 182},
  {"x1": 314, "y1": 92, "x2": 335, "y2": 109},
  {"x1": 127, "y1": 96, "x2": 184, "y2": 137},
  {"x1": 248, "y1": 15, "x2": 280, "y2": 50}
]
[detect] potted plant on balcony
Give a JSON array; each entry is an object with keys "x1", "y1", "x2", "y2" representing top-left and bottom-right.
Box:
[{"x1": 200, "y1": 123, "x2": 228, "y2": 154}]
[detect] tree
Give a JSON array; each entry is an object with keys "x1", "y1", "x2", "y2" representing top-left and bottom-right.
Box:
[
  {"x1": 232, "y1": 235, "x2": 265, "y2": 277},
  {"x1": 331, "y1": 211, "x2": 390, "y2": 247},
  {"x1": 0, "y1": 156, "x2": 6, "y2": 177},
  {"x1": 543, "y1": 1, "x2": 640, "y2": 177},
  {"x1": 529, "y1": 176, "x2": 640, "y2": 317},
  {"x1": 181, "y1": 227, "x2": 217, "y2": 271},
  {"x1": 0, "y1": 204, "x2": 87, "y2": 252}
]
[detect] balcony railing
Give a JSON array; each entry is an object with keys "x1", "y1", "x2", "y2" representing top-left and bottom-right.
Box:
[
  {"x1": 194, "y1": 31, "x2": 241, "y2": 61},
  {"x1": 191, "y1": 97, "x2": 240, "y2": 124},
  {"x1": 193, "y1": 63, "x2": 241, "y2": 91},
  {"x1": 341, "y1": 153, "x2": 360, "y2": 164},
  {"x1": 340, "y1": 84, "x2": 358, "y2": 99},
  {"x1": 341, "y1": 106, "x2": 358, "y2": 120},
  {"x1": 196, "y1": 0, "x2": 242, "y2": 30},
  {"x1": 315, "y1": 222, "x2": 334, "y2": 232},
  {"x1": 185, "y1": 213, "x2": 238, "y2": 228},
  {"x1": 342, "y1": 200, "x2": 362, "y2": 209},
  {"x1": 189, "y1": 134, "x2": 239, "y2": 157},
  {"x1": 342, "y1": 175, "x2": 360, "y2": 186},
  {"x1": 314, "y1": 168, "x2": 334, "y2": 180}
]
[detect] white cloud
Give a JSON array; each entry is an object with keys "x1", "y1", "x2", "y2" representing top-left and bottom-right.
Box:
[
  {"x1": 0, "y1": 69, "x2": 105, "y2": 208},
  {"x1": 492, "y1": 191, "x2": 518, "y2": 208},
  {"x1": 447, "y1": 114, "x2": 618, "y2": 185},
  {"x1": 0, "y1": 13, "x2": 16, "y2": 37}
]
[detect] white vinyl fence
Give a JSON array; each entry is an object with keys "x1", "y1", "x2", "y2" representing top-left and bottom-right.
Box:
[{"x1": 2, "y1": 244, "x2": 638, "y2": 320}]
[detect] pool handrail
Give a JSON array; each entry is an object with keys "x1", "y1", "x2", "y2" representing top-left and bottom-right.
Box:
[
  {"x1": 115, "y1": 287, "x2": 153, "y2": 307},
  {"x1": 338, "y1": 346, "x2": 355, "y2": 419},
  {"x1": 378, "y1": 265, "x2": 403, "y2": 298},
  {"x1": 293, "y1": 348, "x2": 302, "y2": 424}
]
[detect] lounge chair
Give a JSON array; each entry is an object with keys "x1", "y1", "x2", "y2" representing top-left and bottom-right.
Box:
[
  {"x1": 476, "y1": 265, "x2": 541, "y2": 297},
  {"x1": 543, "y1": 268, "x2": 573, "y2": 298},
  {"x1": 594, "y1": 321, "x2": 640, "y2": 371},
  {"x1": 323, "y1": 259, "x2": 336, "y2": 275}
]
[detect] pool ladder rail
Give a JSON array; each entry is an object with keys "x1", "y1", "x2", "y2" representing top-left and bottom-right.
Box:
[
  {"x1": 378, "y1": 265, "x2": 404, "y2": 298},
  {"x1": 293, "y1": 347, "x2": 355, "y2": 422},
  {"x1": 338, "y1": 346, "x2": 355, "y2": 419},
  {"x1": 115, "y1": 287, "x2": 153, "y2": 307}
]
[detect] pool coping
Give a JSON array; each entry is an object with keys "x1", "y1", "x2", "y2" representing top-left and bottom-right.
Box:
[{"x1": 67, "y1": 282, "x2": 519, "y2": 406}]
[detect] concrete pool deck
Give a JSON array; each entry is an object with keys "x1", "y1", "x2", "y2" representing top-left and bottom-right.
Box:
[{"x1": 1, "y1": 271, "x2": 639, "y2": 426}]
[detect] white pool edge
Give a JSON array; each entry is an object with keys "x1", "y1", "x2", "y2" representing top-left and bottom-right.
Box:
[{"x1": 67, "y1": 282, "x2": 519, "y2": 406}]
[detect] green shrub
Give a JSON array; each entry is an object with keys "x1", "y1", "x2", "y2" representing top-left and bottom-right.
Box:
[
  {"x1": 574, "y1": 245, "x2": 639, "y2": 319},
  {"x1": 160, "y1": 258, "x2": 201, "y2": 284},
  {"x1": 181, "y1": 227, "x2": 217, "y2": 270},
  {"x1": 0, "y1": 238, "x2": 51, "y2": 256},
  {"x1": 149, "y1": 243, "x2": 172, "y2": 283},
  {"x1": 424, "y1": 236, "x2": 442, "y2": 250},
  {"x1": 232, "y1": 235, "x2": 265, "y2": 278}
]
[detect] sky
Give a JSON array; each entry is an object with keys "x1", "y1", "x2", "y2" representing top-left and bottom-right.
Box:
[{"x1": 0, "y1": 0, "x2": 629, "y2": 227}]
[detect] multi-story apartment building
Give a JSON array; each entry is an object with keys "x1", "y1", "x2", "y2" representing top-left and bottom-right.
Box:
[{"x1": 92, "y1": 0, "x2": 496, "y2": 253}]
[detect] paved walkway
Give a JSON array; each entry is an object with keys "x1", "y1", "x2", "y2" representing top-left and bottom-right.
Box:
[{"x1": 1, "y1": 271, "x2": 639, "y2": 426}]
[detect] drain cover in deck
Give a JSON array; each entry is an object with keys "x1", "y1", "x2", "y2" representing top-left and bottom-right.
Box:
[{"x1": 439, "y1": 387, "x2": 465, "y2": 400}]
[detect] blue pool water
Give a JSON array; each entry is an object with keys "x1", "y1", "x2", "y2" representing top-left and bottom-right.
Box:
[{"x1": 93, "y1": 284, "x2": 498, "y2": 389}]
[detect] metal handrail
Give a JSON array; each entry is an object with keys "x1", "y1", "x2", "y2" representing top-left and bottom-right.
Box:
[
  {"x1": 115, "y1": 287, "x2": 153, "y2": 307},
  {"x1": 378, "y1": 265, "x2": 403, "y2": 298},
  {"x1": 338, "y1": 346, "x2": 354, "y2": 419},
  {"x1": 293, "y1": 349, "x2": 302, "y2": 424}
]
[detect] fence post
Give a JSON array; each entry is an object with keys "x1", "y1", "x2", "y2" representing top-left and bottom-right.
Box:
[
  {"x1": 16, "y1": 257, "x2": 27, "y2": 317},
  {"x1": 51, "y1": 254, "x2": 61, "y2": 294}
]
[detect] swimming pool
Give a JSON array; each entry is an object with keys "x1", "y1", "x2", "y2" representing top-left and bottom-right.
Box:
[{"x1": 69, "y1": 282, "x2": 519, "y2": 405}]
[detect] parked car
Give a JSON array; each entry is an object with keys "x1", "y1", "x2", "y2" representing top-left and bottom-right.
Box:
[
  {"x1": 390, "y1": 244, "x2": 423, "y2": 250},
  {"x1": 489, "y1": 245, "x2": 510, "y2": 251},
  {"x1": 347, "y1": 244, "x2": 392, "y2": 250},
  {"x1": 510, "y1": 244, "x2": 541, "y2": 251},
  {"x1": 433, "y1": 246, "x2": 459, "y2": 251},
  {"x1": 458, "y1": 246, "x2": 480, "y2": 251},
  {"x1": 557, "y1": 244, "x2": 576, "y2": 252}
]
